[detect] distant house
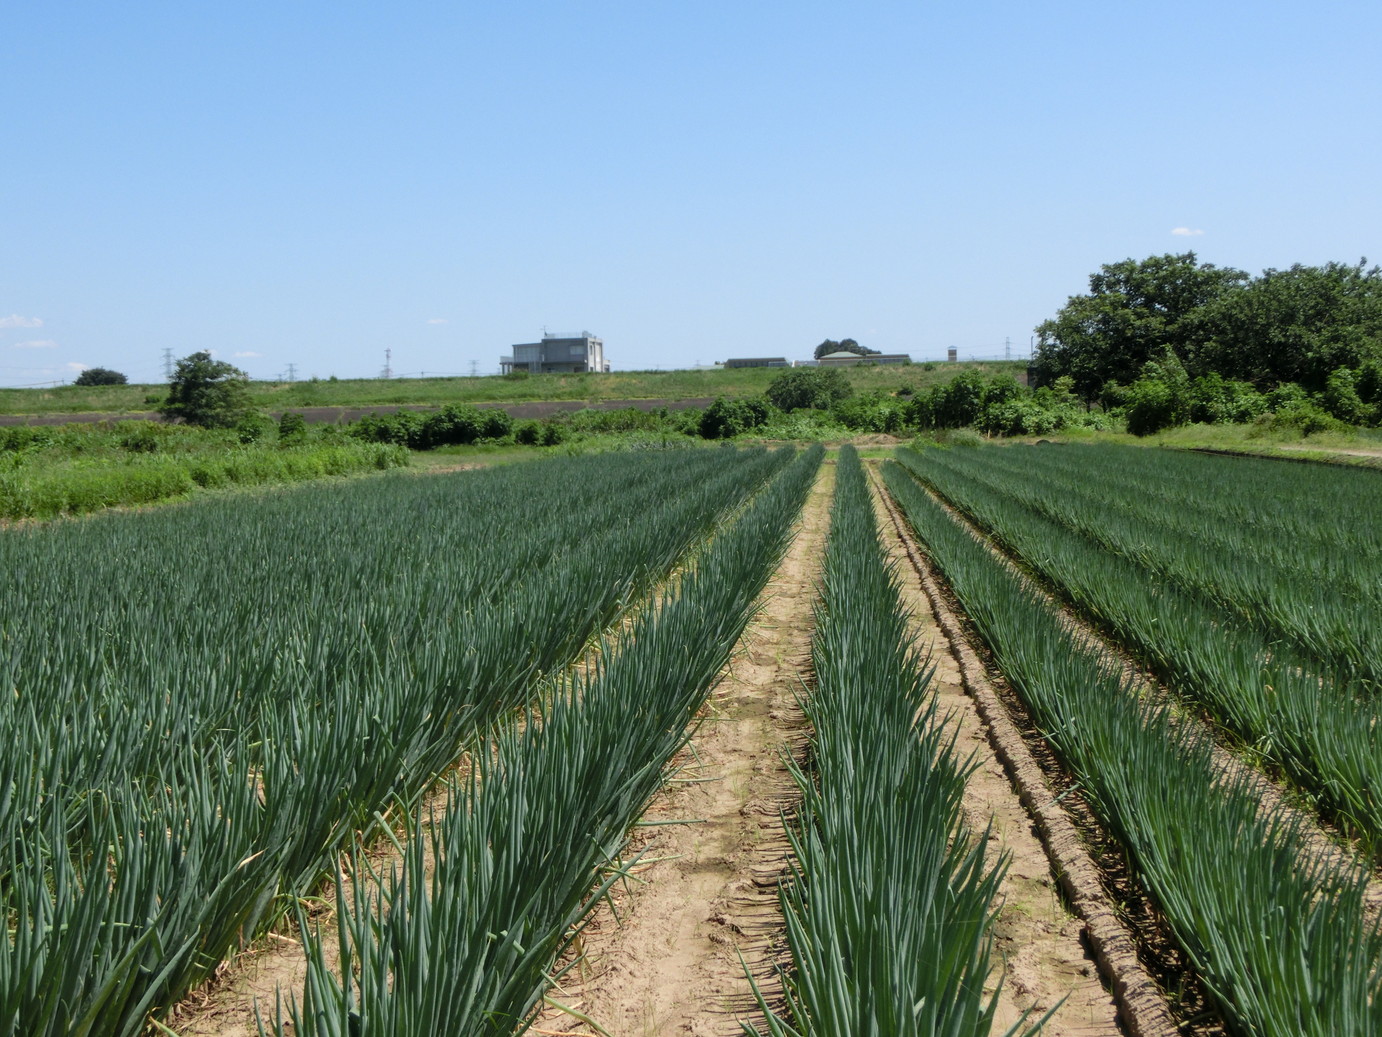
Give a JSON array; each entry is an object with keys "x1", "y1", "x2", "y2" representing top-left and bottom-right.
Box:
[
  {"x1": 502, "y1": 332, "x2": 608, "y2": 374},
  {"x1": 720, "y1": 357, "x2": 789, "y2": 369},
  {"x1": 816, "y1": 350, "x2": 911, "y2": 367}
]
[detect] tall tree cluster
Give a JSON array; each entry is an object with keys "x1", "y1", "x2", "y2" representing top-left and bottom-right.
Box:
[{"x1": 1034, "y1": 253, "x2": 1382, "y2": 402}]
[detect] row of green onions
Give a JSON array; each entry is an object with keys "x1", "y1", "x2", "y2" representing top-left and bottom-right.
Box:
[{"x1": 884, "y1": 458, "x2": 1382, "y2": 1037}]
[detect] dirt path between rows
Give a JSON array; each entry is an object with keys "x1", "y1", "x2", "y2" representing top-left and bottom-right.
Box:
[
  {"x1": 867, "y1": 466, "x2": 1129, "y2": 1037},
  {"x1": 533, "y1": 464, "x2": 834, "y2": 1036}
]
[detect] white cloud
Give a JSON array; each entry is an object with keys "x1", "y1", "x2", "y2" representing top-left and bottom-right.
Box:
[
  {"x1": 0, "y1": 314, "x2": 43, "y2": 329},
  {"x1": 233, "y1": 350, "x2": 264, "y2": 358},
  {"x1": 13, "y1": 339, "x2": 58, "y2": 349},
  {"x1": 1171, "y1": 227, "x2": 1204, "y2": 236},
  {"x1": 427, "y1": 318, "x2": 448, "y2": 325},
  {"x1": 65, "y1": 362, "x2": 88, "y2": 372}
]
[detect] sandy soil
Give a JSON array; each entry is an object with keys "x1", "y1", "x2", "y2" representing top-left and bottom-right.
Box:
[{"x1": 533, "y1": 464, "x2": 834, "y2": 1037}]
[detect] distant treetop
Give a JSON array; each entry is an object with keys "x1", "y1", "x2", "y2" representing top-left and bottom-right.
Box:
[
  {"x1": 74, "y1": 367, "x2": 127, "y2": 386},
  {"x1": 814, "y1": 338, "x2": 880, "y2": 360}
]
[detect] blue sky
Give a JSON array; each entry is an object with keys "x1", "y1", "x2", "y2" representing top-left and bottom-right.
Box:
[{"x1": 3, "y1": 1, "x2": 1379, "y2": 385}]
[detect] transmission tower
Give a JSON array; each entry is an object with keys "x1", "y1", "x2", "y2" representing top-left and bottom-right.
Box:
[
  {"x1": 286, "y1": 363, "x2": 297, "y2": 383},
  {"x1": 380, "y1": 348, "x2": 393, "y2": 380},
  {"x1": 162, "y1": 348, "x2": 174, "y2": 379}
]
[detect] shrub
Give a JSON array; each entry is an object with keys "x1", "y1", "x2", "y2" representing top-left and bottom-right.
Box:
[
  {"x1": 277, "y1": 411, "x2": 308, "y2": 443},
  {"x1": 765, "y1": 368, "x2": 852, "y2": 411},
  {"x1": 1124, "y1": 377, "x2": 1187, "y2": 436},
  {"x1": 832, "y1": 393, "x2": 906, "y2": 433},
  {"x1": 236, "y1": 413, "x2": 274, "y2": 445},
  {"x1": 1321, "y1": 366, "x2": 1369, "y2": 425},
  {"x1": 698, "y1": 397, "x2": 771, "y2": 439},
  {"x1": 75, "y1": 367, "x2": 128, "y2": 386},
  {"x1": 1187, "y1": 374, "x2": 1267, "y2": 424}
]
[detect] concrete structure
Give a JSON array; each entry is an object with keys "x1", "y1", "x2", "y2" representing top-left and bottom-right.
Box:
[
  {"x1": 720, "y1": 357, "x2": 789, "y2": 369},
  {"x1": 502, "y1": 332, "x2": 607, "y2": 375},
  {"x1": 816, "y1": 350, "x2": 912, "y2": 366}
]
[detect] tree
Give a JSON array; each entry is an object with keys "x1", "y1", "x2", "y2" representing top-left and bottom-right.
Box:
[
  {"x1": 74, "y1": 367, "x2": 127, "y2": 386},
  {"x1": 1192, "y1": 260, "x2": 1382, "y2": 391},
  {"x1": 765, "y1": 367, "x2": 852, "y2": 411},
  {"x1": 813, "y1": 337, "x2": 880, "y2": 359},
  {"x1": 1033, "y1": 253, "x2": 1248, "y2": 403},
  {"x1": 159, "y1": 351, "x2": 253, "y2": 428}
]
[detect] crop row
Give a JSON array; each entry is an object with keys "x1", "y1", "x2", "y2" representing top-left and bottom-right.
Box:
[
  {"x1": 884, "y1": 459, "x2": 1382, "y2": 1036},
  {"x1": 0, "y1": 447, "x2": 794, "y2": 1037},
  {"x1": 923, "y1": 442, "x2": 1382, "y2": 689},
  {"x1": 258, "y1": 446, "x2": 825, "y2": 1035},
  {"x1": 753, "y1": 446, "x2": 1022, "y2": 1037},
  {"x1": 895, "y1": 444, "x2": 1382, "y2": 853}
]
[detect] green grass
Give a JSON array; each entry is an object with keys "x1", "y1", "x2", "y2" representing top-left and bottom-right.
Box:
[{"x1": 0, "y1": 362, "x2": 1027, "y2": 417}]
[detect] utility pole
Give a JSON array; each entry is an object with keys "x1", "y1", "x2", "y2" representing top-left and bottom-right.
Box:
[
  {"x1": 162, "y1": 348, "x2": 174, "y2": 379},
  {"x1": 286, "y1": 363, "x2": 297, "y2": 383}
]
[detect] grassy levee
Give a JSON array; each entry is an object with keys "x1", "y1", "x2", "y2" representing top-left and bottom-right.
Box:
[
  {"x1": 750, "y1": 446, "x2": 1023, "y2": 1037},
  {"x1": 928, "y1": 442, "x2": 1382, "y2": 690},
  {"x1": 258, "y1": 447, "x2": 824, "y2": 1037},
  {"x1": 896, "y1": 444, "x2": 1382, "y2": 855},
  {"x1": 0, "y1": 447, "x2": 795, "y2": 1037},
  {"x1": 884, "y1": 460, "x2": 1382, "y2": 1037},
  {"x1": 0, "y1": 363, "x2": 1024, "y2": 417}
]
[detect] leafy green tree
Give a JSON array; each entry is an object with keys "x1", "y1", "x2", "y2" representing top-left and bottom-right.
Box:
[
  {"x1": 160, "y1": 351, "x2": 252, "y2": 428},
  {"x1": 1034, "y1": 253, "x2": 1249, "y2": 403},
  {"x1": 74, "y1": 367, "x2": 128, "y2": 386},
  {"x1": 1193, "y1": 260, "x2": 1382, "y2": 390},
  {"x1": 813, "y1": 338, "x2": 879, "y2": 359},
  {"x1": 766, "y1": 367, "x2": 853, "y2": 411}
]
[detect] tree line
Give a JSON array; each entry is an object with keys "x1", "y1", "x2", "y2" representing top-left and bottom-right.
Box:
[{"x1": 1033, "y1": 252, "x2": 1382, "y2": 433}]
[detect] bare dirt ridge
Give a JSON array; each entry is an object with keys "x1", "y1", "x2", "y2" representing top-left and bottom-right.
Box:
[
  {"x1": 534, "y1": 464, "x2": 835, "y2": 1036},
  {"x1": 867, "y1": 462, "x2": 1176, "y2": 1037}
]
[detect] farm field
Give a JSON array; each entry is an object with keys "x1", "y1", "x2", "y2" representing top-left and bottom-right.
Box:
[{"x1": 4, "y1": 439, "x2": 1379, "y2": 1036}]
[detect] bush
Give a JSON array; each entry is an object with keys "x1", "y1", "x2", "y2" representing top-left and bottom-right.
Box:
[
  {"x1": 1124, "y1": 377, "x2": 1187, "y2": 436},
  {"x1": 277, "y1": 411, "x2": 308, "y2": 444},
  {"x1": 698, "y1": 397, "x2": 771, "y2": 439},
  {"x1": 765, "y1": 368, "x2": 852, "y2": 411},
  {"x1": 236, "y1": 413, "x2": 274, "y2": 445},
  {"x1": 118, "y1": 421, "x2": 166, "y2": 453},
  {"x1": 1321, "y1": 366, "x2": 1369, "y2": 425},
  {"x1": 832, "y1": 393, "x2": 907, "y2": 433},
  {"x1": 1187, "y1": 374, "x2": 1267, "y2": 424},
  {"x1": 1259, "y1": 402, "x2": 1348, "y2": 436},
  {"x1": 75, "y1": 367, "x2": 128, "y2": 386}
]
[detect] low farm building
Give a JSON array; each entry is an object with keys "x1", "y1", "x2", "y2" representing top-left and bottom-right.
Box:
[
  {"x1": 502, "y1": 332, "x2": 608, "y2": 375},
  {"x1": 816, "y1": 350, "x2": 912, "y2": 366}
]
